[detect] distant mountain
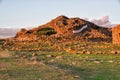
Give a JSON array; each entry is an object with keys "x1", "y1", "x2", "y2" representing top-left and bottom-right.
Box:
[
  {"x1": 90, "y1": 16, "x2": 117, "y2": 28},
  {"x1": 0, "y1": 28, "x2": 20, "y2": 38},
  {"x1": 14, "y1": 15, "x2": 112, "y2": 42}
]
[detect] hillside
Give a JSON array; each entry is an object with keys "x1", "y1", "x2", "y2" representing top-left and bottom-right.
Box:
[{"x1": 14, "y1": 15, "x2": 112, "y2": 42}]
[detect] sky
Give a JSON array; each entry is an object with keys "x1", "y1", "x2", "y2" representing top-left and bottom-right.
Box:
[{"x1": 0, "y1": 0, "x2": 120, "y2": 28}]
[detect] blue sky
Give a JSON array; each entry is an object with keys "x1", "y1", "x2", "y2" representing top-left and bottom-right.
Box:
[{"x1": 0, "y1": 0, "x2": 120, "y2": 28}]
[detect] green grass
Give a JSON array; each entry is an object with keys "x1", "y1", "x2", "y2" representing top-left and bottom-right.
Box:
[
  {"x1": 0, "y1": 42, "x2": 120, "y2": 80},
  {"x1": 0, "y1": 50, "x2": 120, "y2": 80}
]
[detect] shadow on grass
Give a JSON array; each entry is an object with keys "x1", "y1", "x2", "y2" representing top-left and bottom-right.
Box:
[
  {"x1": 46, "y1": 62, "x2": 96, "y2": 80},
  {"x1": 50, "y1": 62, "x2": 120, "y2": 80}
]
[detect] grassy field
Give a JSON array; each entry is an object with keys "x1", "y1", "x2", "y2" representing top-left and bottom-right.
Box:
[
  {"x1": 0, "y1": 42, "x2": 120, "y2": 80},
  {"x1": 0, "y1": 50, "x2": 120, "y2": 80}
]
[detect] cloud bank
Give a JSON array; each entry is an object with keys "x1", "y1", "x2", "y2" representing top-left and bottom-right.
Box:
[{"x1": 90, "y1": 16, "x2": 116, "y2": 28}]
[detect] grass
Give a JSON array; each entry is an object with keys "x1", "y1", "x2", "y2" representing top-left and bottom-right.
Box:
[
  {"x1": 0, "y1": 42, "x2": 120, "y2": 80},
  {"x1": 0, "y1": 50, "x2": 120, "y2": 80},
  {"x1": 0, "y1": 57, "x2": 78, "y2": 80}
]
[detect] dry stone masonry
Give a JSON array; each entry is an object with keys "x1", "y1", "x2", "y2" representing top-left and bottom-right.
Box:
[{"x1": 112, "y1": 25, "x2": 120, "y2": 44}]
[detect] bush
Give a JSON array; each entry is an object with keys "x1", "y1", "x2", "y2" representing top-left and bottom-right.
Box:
[{"x1": 37, "y1": 27, "x2": 57, "y2": 35}]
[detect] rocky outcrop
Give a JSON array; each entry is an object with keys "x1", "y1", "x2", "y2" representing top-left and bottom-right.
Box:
[
  {"x1": 14, "y1": 15, "x2": 112, "y2": 42},
  {"x1": 15, "y1": 28, "x2": 37, "y2": 41}
]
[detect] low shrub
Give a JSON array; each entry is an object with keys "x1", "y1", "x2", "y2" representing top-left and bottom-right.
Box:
[{"x1": 37, "y1": 27, "x2": 57, "y2": 35}]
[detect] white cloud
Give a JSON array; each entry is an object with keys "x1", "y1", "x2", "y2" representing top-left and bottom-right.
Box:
[{"x1": 90, "y1": 16, "x2": 116, "y2": 28}]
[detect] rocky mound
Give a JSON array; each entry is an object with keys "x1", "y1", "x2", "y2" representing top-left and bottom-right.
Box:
[{"x1": 14, "y1": 15, "x2": 112, "y2": 42}]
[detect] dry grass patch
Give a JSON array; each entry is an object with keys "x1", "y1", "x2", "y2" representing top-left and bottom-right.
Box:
[{"x1": 0, "y1": 51, "x2": 12, "y2": 58}]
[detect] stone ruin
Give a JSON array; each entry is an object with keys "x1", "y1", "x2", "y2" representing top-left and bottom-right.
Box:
[{"x1": 112, "y1": 25, "x2": 120, "y2": 44}]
